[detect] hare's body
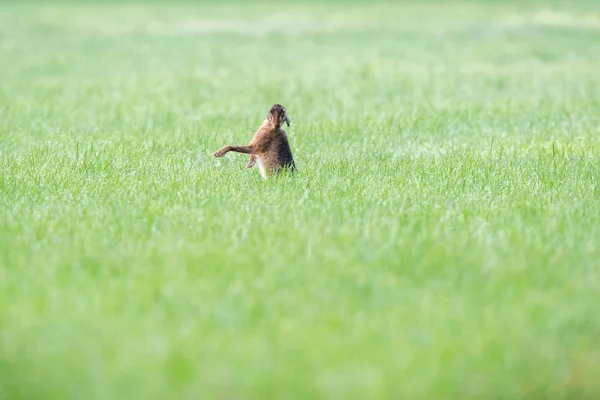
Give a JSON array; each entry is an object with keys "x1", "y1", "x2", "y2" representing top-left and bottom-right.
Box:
[
  {"x1": 213, "y1": 104, "x2": 296, "y2": 179},
  {"x1": 254, "y1": 153, "x2": 267, "y2": 179}
]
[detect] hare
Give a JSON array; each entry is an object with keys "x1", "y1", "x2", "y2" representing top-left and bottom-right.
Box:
[{"x1": 213, "y1": 104, "x2": 296, "y2": 179}]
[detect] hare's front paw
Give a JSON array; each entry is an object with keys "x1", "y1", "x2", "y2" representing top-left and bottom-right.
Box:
[
  {"x1": 246, "y1": 160, "x2": 256, "y2": 168},
  {"x1": 214, "y1": 149, "x2": 227, "y2": 157}
]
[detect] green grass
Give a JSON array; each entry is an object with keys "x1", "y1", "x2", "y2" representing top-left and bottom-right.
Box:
[{"x1": 1, "y1": 1, "x2": 600, "y2": 399}]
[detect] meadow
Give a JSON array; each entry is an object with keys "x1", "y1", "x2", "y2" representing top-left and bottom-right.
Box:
[{"x1": 1, "y1": 1, "x2": 600, "y2": 398}]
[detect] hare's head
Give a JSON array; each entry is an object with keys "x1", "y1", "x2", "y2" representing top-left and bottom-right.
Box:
[{"x1": 268, "y1": 104, "x2": 290, "y2": 128}]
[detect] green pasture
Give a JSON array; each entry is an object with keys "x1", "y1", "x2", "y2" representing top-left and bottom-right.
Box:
[{"x1": 1, "y1": 1, "x2": 599, "y2": 399}]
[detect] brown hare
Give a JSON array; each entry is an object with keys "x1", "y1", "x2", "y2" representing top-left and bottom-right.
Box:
[{"x1": 213, "y1": 104, "x2": 296, "y2": 179}]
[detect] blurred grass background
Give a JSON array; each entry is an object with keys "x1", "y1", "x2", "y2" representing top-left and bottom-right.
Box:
[{"x1": 1, "y1": 0, "x2": 600, "y2": 399}]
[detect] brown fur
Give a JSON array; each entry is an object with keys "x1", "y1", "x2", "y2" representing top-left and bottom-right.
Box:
[{"x1": 213, "y1": 104, "x2": 296, "y2": 178}]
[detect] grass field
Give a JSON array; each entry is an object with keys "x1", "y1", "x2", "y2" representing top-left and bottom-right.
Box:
[{"x1": 1, "y1": 1, "x2": 600, "y2": 399}]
